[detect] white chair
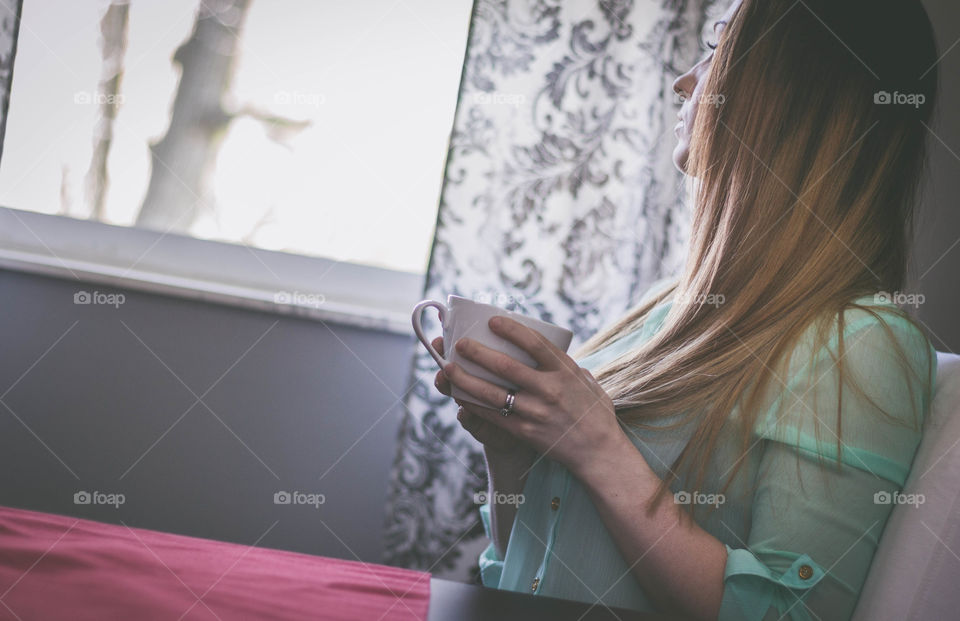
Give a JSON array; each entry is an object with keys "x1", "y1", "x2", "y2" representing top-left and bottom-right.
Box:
[{"x1": 853, "y1": 351, "x2": 960, "y2": 620}]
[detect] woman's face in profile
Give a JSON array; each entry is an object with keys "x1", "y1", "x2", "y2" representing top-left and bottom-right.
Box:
[{"x1": 672, "y1": 0, "x2": 742, "y2": 173}]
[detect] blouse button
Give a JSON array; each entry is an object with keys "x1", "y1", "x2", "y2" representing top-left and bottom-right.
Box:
[
  {"x1": 798, "y1": 564, "x2": 814, "y2": 580},
  {"x1": 550, "y1": 497, "x2": 560, "y2": 511},
  {"x1": 531, "y1": 577, "x2": 540, "y2": 592}
]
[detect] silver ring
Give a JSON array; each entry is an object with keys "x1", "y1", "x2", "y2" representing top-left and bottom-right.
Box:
[{"x1": 500, "y1": 389, "x2": 517, "y2": 417}]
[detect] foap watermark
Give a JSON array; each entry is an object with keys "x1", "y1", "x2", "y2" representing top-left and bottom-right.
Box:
[
  {"x1": 674, "y1": 490, "x2": 725, "y2": 508},
  {"x1": 75, "y1": 290, "x2": 125, "y2": 308},
  {"x1": 274, "y1": 290, "x2": 326, "y2": 308},
  {"x1": 74, "y1": 490, "x2": 125, "y2": 508},
  {"x1": 674, "y1": 291, "x2": 725, "y2": 309},
  {"x1": 874, "y1": 291, "x2": 925, "y2": 308},
  {"x1": 274, "y1": 90, "x2": 325, "y2": 107},
  {"x1": 474, "y1": 292, "x2": 526, "y2": 307},
  {"x1": 673, "y1": 91, "x2": 726, "y2": 108},
  {"x1": 874, "y1": 90, "x2": 925, "y2": 109},
  {"x1": 874, "y1": 490, "x2": 924, "y2": 508},
  {"x1": 74, "y1": 91, "x2": 125, "y2": 106},
  {"x1": 470, "y1": 92, "x2": 526, "y2": 108},
  {"x1": 474, "y1": 490, "x2": 525, "y2": 507},
  {"x1": 273, "y1": 490, "x2": 325, "y2": 508}
]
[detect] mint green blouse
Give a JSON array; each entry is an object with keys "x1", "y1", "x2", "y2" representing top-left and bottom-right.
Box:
[{"x1": 478, "y1": 293, "x2": 936, "y2": 620}]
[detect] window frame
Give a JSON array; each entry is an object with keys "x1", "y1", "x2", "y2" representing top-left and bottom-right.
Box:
[{"x1": 0, "y1": 206, "x2": 426, "y2": 334}]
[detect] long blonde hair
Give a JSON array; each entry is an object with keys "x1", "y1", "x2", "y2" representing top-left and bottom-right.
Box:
[{"x1": 572, "y1": 0, "x2": 939, "y2": 514}]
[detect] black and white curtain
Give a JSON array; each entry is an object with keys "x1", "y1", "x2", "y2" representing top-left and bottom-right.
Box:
[
  {"x1": 0, "y1": 0, "x2": 22, "y2": 160},
  {"x1": 384, "y1": 0, "x2": 722, "y2": 582}
]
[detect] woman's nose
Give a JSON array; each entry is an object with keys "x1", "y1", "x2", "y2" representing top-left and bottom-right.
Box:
[{"x1": 672, "y1": 68, "x2": 696, "y2": 102}]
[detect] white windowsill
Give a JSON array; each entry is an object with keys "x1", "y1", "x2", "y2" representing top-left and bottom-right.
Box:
[{"x1": 0, "y1": 207, "x2": 426, "y2": 335}]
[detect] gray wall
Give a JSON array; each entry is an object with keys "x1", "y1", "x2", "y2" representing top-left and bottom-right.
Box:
[{"x1": 0, "y1": 268, "x2": 417, "y2": 563}]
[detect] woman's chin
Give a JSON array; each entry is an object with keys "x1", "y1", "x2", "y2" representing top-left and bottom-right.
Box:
[{"x1": 672, "y1": 141, "x2": 690, "y2": 174}]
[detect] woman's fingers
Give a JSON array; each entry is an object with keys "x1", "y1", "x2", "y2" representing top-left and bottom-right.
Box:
[
  {"x1": 435, "y1": 369, "x2": 451, "y2": 395},
  {"x1": 456, "y1": 405, "x2": 476, "y2": 429},
  {"x1": 488, "y1": 316, "x2": 568, "y2": 371},
  {"x1": 457, "y1": 404, "x2": 501, "y2": 441},
  {"x1": 436, "y1": 337, "x2": 526, "y2": 451},
  {"x1": 454, "y1": 337, "x2": 541, "y2": 392},
  {"x1": 432, "y1": 337, "x2": 452, "y2": 395},
  {"x1": 456, "y1": 401, "x2": 526, "y2": 453},
  {"x1": 456, "y1": 405, "x2": 488, "y2": 443},
  {"x1": 457, "y1": 399, "x2": 500, "y2": 419},
  {"x1": 431, "y1": 336, "x2": 526, "y2": 452}
]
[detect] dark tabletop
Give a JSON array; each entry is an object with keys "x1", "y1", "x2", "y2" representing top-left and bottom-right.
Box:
[{"x1": 428, "y1": 577, "x2": 688, "y2": 621}]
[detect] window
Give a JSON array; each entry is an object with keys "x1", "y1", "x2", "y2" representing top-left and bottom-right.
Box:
[{"x1": 0, "y1": 0, "x2": 473, "y2": 277}]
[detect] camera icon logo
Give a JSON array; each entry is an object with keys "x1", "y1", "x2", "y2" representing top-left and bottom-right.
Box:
[
  {"x1": 274, "y1": 491, "x2": 291, "y2": 505},
  {"x1": 74, "y1": 291, "x2": 92, "y2": 304},
  {"x1": 874, "y1": 91, "x2": 891, "y2": 104},
  {"x1": 874, "y1": 491, "x2": 892, "y2": 504},
  {"x1": 473, "y1": 491, "x2": 488, "y2": 505},
  {"x1": 674, "y1": 491, "x2": 691, "y2": 504},
  {"x1": 74, "y1": 491, "x2": 92, "y2": 505}
]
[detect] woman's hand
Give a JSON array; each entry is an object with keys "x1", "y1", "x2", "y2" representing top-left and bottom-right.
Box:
[
  {"x1": 438, "y1": 316, "x2": 630, "y2": 479},
  {"x1": 432, "y1": 337, "x2": 529, "y2": 456}
]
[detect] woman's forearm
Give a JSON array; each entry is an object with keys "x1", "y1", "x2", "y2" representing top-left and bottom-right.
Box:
[
  {"x1": 571, "y1": 433, "x2": 728, "y2": 620},
  {"x1": 484, "y1": 446, "x2": 536, "y2": 558}
]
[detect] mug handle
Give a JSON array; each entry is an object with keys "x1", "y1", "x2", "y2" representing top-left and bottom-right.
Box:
[{"x1": 411, "y1": 299, "x2": 448, "y2": 369}]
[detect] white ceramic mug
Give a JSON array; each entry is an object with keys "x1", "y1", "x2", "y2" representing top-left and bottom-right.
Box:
[{"x1": 411, "y1": 295, "x2": 574, "y2": 409}]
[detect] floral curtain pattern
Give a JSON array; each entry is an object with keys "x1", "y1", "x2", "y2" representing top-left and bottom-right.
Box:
[{"x1": 384, "y1": 0, "x2": 722, "y2": 582}]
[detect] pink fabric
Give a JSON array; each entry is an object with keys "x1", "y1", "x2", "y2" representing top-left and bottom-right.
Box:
[{"x1": 0, "y1": 506, "x2": 430, "y2": 620}]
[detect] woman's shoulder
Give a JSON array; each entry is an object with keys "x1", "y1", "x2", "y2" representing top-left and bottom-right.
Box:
[
  {"x1": 841, "y1": 293, "x2": 929, "y2": 338},
  {"x1": 753, "y1": 293, "x2": 936, "y2": 483},
  {"x1": 817, "y1": 293, "x2": 934, "y2": 378},
  {"x1": 780, "y1": 293, "x2": 932, "y2": 373}
]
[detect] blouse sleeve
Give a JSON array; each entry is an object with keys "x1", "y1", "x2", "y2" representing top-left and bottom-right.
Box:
[
  {"x1": 478, "y1": 502, "x2": 504, "y2": 588},
  {"x1": 718, "y1": 309, "x2": 935, "y2": 621}
]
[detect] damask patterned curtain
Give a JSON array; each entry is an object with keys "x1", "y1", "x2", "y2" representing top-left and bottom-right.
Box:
[
  {"x1": 384, "y1": 0, "x2": 721, "y2": 582},
  {"x1": 0, "y1": 0, "x2": 22, "y2": 160}
]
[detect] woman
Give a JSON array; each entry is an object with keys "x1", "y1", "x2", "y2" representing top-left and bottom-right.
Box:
[{"x1": 433, "y1": 0, "x2": 939, "y2": 618}]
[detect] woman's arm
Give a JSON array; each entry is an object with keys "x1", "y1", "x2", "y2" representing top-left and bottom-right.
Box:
[
  {"x1": 432, "y1": 336, "x2": 538, "y2": 559},
  {"x1": 483, "y1": 445, "x2": 536, "y2": 558},
  {"x1": 444, "y1": 318, "x2": 727, "y2": 617},
  {"x1": 572, "y1": 431, "x2": 728, "y2": 620}
]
